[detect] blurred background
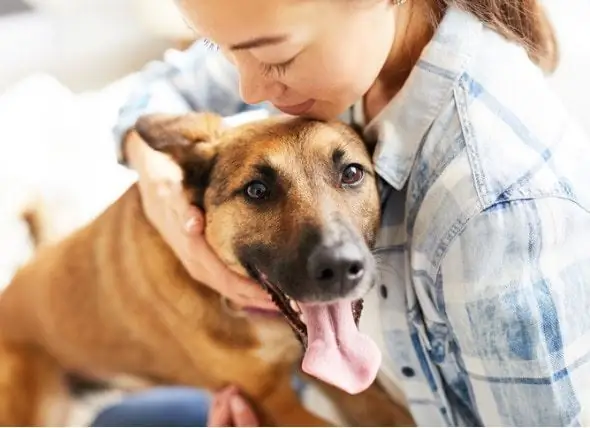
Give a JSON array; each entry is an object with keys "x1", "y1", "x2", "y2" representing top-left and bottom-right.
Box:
[
  {"x1": 0, "y1": 0, "x2": 194, "y2": 92},
  {"x1": 0, "y1": 0, "x2": 589, "y2": 425},
  {"x1": 0, "y1": 0, "x2": 199, "y2": 293},
  {"x1": 0, "y1": 7, "x2": 193, "y2": 424}
]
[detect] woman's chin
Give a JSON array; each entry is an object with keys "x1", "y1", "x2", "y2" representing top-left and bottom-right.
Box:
[{"x1": 299, "y1": 103, "x2": 351, "y2": 122}]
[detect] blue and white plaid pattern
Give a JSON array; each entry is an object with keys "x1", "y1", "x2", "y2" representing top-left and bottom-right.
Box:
[{"x1": 113, "y1": 6, "x2": 590, "y2": 426}]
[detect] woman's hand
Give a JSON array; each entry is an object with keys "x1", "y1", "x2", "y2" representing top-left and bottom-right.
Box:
[
  {"x1": 125, "y1": 131, "x2": 276, "y2": 310},
  {"x1": 208, "y1": 386, "x2": 259, "y2": 427}
]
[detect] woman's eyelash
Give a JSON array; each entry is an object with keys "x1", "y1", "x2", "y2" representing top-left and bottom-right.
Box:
[
  {"x1": 202, "y1": 38, "x2": 294, "y2": 77},
  {"x1": 203, "y1": 38, "x2": 220, "y2": 51},
  {"x1": 261, "y1": 58, "x2": 295, "y2": 78}
]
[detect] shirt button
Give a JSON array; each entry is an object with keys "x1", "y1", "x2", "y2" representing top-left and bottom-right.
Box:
[
  {"x1": 379, "y1": 284, "x2": 388, "y2": 299},
  {"x1": 401, "y1": 366, "x2": 415, "y2": 378}
]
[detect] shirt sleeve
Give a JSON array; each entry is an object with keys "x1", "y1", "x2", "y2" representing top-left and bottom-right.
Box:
[
  {"x1": 440, "y1": 196, "x2": 590, "y2": 426},
  {"x1": 112, "y1": 40, "x2": 267, "y2": 163}
]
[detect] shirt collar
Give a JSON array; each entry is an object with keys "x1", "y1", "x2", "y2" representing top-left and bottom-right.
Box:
[{"x1": 369, "y1": 6, "x2": 485, "y2": 190}]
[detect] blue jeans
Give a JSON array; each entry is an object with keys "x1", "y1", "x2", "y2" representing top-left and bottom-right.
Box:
[{"x1": 90, "y1": 387, "x2": 211, "y2": 427}]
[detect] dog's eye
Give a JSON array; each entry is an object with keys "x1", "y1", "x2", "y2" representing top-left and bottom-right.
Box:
[
  {"x1": 341, "y1": 164, "x2": 364, "y2": 187},
  {"x1": 245, "y1": 181, "x2": 270, "y2": 200}
]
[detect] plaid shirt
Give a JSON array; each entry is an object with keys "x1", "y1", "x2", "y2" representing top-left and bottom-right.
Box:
[{"x1": 113, "y1": 6, "x2": 590, "y2": 426}]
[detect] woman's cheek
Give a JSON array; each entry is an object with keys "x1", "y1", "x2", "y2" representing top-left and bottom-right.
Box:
[{"x1": 288, "y1": 71, "x2": 342, "y2": 97}]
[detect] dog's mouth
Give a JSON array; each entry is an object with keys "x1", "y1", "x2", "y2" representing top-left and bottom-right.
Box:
[{"x1": 246, "y1": 264, "x2": 381, "y2": 395}]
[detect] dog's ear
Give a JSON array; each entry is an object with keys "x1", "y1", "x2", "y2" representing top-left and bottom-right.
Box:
[
  {"x1": 135, "y1": 112, "x2": 223, "y2": 164},
  {"x1": 135, "y1": 112, "x2": 224, "y2": 209}
]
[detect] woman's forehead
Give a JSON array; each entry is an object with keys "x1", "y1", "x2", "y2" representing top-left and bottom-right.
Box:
[{"x1": 178, "y1": 0, "x2": 331, "y2": 45}]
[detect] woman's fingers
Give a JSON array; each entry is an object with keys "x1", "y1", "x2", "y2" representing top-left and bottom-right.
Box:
[{"x1": 230, "y1": 394, "x2": 259, "y2": 427}]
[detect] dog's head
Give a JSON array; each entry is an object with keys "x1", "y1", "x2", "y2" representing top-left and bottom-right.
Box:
[{"x1": 135, "y1": 112, "x2": 382, "y2": 394}]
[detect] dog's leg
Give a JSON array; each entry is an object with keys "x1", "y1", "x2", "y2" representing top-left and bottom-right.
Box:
[
  {"x1": 0, "y1": 339, "x2": 69, "y2": 426},
  {"x1": 255, "y1": 374, "x2": 330, "y2": 427}
]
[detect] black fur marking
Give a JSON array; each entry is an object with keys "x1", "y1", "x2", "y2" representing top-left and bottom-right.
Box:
[
  {"x1": 332, "y1": 148, "x2": 346, "y2": 166},
  {"x1": 183, "y1": 153, "x2": 218, "y2": 210},
  {"x1": 254, "y1": 163, "x2": 278, "y2": 183}
]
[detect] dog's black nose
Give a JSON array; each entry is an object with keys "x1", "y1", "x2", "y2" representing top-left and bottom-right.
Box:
[{"x1": 307, "y1": 242, "x2": 365, "y2": 295}]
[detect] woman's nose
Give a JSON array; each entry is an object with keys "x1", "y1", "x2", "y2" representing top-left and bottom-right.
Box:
[{"x1": 237, "y1": 61, "x2": 284, "y2": 105}]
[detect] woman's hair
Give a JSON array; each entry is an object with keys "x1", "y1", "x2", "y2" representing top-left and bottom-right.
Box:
[{"x1": 422, "y1": 0, "x2": 559, "y2": 72}]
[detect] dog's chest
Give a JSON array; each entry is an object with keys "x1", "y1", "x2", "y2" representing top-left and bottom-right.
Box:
[{"x1": 253, "y1": 321, "x2": 300, "y2": 364}]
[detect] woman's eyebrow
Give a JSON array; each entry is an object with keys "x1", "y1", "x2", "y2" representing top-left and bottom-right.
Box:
[{"x1": 229, "y1": 35, "x2": 289, "y2": 51}]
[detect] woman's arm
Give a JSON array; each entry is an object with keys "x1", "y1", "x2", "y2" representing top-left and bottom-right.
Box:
[
  {"x1": 113, "y1": 40, "x2": 265, "y2": 163},
  {"x1": 109, "y1": 40, "x2": 275, "y2": 311},
  {"x1": 441, "y1": 196, "x2": 590, "y2": 426}
]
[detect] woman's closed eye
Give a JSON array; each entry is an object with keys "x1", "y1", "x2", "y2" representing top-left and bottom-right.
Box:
[
  {"x1": 203, "y1": 38, "x2": 296, "y2": 78},
  {"x1": 260, "y1": 57, "x2": 296, "y2": 78}
]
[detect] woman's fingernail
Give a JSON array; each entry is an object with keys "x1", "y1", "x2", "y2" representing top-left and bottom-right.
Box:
[
  {"x1": 230, "y1": 396, "x2": 246, "y2": 414},
  {"x1": 184, "y1": 216, "x2": 198, "y2": 233}
]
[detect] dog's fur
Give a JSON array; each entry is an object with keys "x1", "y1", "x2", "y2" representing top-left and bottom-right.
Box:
[{"x1": 0, "y1": 113, "x2": 414, "y2": 426}]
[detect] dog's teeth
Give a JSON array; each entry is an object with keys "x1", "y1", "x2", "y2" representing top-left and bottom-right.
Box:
[{"x1": 289, "y1": 299, "x2": 302, "y2": 314}]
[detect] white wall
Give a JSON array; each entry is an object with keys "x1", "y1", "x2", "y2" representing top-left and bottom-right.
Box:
[
  {"x1": 0, "y1": 0, "x2": 173, "y2": 92},
  {"x1": 544, "y1": 0, "x2": 590, "y2": 130}
]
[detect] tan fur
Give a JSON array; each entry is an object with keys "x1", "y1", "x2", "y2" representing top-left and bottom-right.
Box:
[{"x1": 0, "y1": 114, "x2": 413, "y2": 426}]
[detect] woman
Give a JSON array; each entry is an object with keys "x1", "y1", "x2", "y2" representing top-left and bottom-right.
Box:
[{"x1": 101, "y1": 0, "x2": 590, "y2": 425}]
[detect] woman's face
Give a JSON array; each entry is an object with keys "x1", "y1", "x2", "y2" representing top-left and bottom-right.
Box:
[{"x1": 179, "y1": 0, "x2": 397, "y2": 120}]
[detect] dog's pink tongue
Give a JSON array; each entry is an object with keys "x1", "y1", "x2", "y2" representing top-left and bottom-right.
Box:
[{"x1": 300, "y1": 301, "x2": 381, "y2": 394}]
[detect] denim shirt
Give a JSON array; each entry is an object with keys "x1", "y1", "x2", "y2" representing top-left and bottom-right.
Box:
[{"x1": 113, "y1": 7, "x2": 590, "y2": 426}]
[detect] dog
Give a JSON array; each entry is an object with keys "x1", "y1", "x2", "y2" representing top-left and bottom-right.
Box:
[{"x1": 0, "y1": 112, "x2": 414, "y2": 426}]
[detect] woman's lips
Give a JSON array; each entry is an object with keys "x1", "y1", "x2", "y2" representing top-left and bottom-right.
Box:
[{"x1": 275, "y1": 99, "x2": 316, "y2": 116}]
